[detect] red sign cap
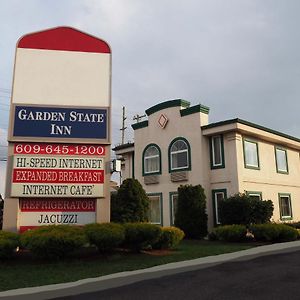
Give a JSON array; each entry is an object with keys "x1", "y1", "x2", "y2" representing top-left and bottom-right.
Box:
[{"x1": 17, "y1": 26, "x2": 111, "y2": 53}]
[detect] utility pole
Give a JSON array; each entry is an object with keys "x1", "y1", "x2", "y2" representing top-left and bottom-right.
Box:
[
  {"x1": 120, "y1": 106, "x2": 127, "y2": 144},
  {"x1": 133, "y1": 114, "x2": 146, "y2": 123}
]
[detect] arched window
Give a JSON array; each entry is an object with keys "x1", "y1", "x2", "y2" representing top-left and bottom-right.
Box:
[
  {"x1": 143, "y1": 144, "x2": 161, "y2": 175},
  {"x1": 169, "y1": 137, "x2": 191, "y2": 172}
]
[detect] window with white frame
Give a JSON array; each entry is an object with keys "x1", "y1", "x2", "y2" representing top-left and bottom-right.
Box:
[
  {"x1": 212, "y1": 189, "x2": 226, "y2": 225},
  {"x1": 275, "y1": 147, "x2": 288, "y2": 174},
  {"x1": 148, "y1": 194, "x2": 162, "y2": 224},
  {"x1": 243, "y1": 139, "x2": 259, "y2": 169},
  {"x1": 247, "y1": 192, "x2": 262, "y2": 201},
  {"x1": 279, "y1": 194, "x2": 292, "y2": 219},
  {"x1": 170, "y1": 139, "x2": 190, "y2": 171},
  {"x1": 170, "y1": 193, "x2": 178, "y2": 225},
  {"x1": 211, "y1": 135, "x2": 224, "y2": 168},
  {"x1": 143, "y1": 145, "x2": 161, "y2": 175}
]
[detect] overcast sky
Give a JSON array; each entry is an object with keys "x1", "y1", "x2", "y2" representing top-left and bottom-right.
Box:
[{"x1": 1, "y1": 0, "x2": 300, "y2": 195}]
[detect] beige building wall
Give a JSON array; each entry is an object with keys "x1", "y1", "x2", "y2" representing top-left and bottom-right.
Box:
[
  {"x1": 134, "y1": 102, "x2": 211, "y2": 227},
  {"x1": 237, "y1": 134, "x2": 300, "y2": 222},
  {"x1": 115, "y1": 100, "x2": 300, "y2": 231}
]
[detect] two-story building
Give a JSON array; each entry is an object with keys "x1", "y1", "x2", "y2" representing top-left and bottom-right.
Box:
[{"x1": 113, "y1": 99, "x2": 300, "y2": 230}]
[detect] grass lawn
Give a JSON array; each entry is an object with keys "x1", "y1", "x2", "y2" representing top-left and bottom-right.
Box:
[{"x1": 0, "y1": 240, "x2": 255, "y2": 292}]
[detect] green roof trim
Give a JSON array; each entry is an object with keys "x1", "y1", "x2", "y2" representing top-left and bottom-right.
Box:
[
  {"x1": 180, "y1": 104, "x2": 210, "y2": 116},
  {"x1": 112, "y1": 142, "x2": 135, "y2": 151},
  {"x1": 132, "y1": 120, "x2": 149, "y2": 130},
  {"x1": 202, "y1": 118, "x2": 300, "y2": 143},
  {"x1": 145, "y1": 99, "x2": 190, "y2": 116}
]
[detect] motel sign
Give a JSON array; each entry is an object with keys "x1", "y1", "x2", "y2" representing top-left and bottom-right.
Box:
[{"x1": 3, "y1": 27, "x2": 112, "y2": 232}]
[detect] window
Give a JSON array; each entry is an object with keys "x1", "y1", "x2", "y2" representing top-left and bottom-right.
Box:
[
  {"x1": 143, "y1": 144, "x2": 161, "y2": 175},
  {"x1": 210, "y1": 135, "x2": 225, "y2": 169},
  {"x1": 247, "y1": 191, "x2": 262, "y2": 201},
  {"x1": 212, "y1": 189, "x2": 227, "y2": 225},
  {"x1": 170, "y1": 192, "x2": 178, "y2": 226},
  {"x1": 169, "y1": 137, "x2": 191, "y2": 172},
  {"x1": 275, "y1": 147, "x2": 288, "y2": 174},
  {"x1": 148, "y1": 194, "x2": 162, "y2": 225},
  {"x1": 279, "y1": 193, "x2": 292, "y2": 220},
  {"x1": 243, "y1": 139, "x2": 259, "y2": 169}
]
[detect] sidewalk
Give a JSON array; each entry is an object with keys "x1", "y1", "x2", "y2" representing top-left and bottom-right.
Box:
[{"x1": 2, "y1": 240, "x2": 300, "y2": 300}]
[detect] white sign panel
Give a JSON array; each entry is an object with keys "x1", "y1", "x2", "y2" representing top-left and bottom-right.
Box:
[
  {"x1": 11, "y1": 154, "x2": 105, "y2": 198},
  {"x1": 19, "y1": 199, "x2": 96, "y2": 232}
]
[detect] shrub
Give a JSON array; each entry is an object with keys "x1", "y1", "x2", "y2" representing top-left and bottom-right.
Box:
[
  {"x1": 175, "y1": 184, "x2": 208, "y2": 239},
  {"x1": 111, "y1": 179, "x2": 150, "y2": 223},
  {"x1": 249, "y1": 198, "x2": 274, "y2": 224},
  {"x1": 20, "y1": 225, "x2": 87, "y2": 259},
  {"x1": 84, "y1": 223, "x2": 125, "y2": 253},
  {"x1": 250, "y1": 224, "x2": 298, "y2": 242},
  {"x1": 213, "y1": 225, "x2": 247, "y2": 242},
  {"x1": 0, "y1": 231, "x2": 19, "y2": 259},
  {"x1": 153, "y1": 227, "x2": 185, "y2": 250},
  {"x1": 219, "y1": 194, "x2": 274, "y2": 225},
  {"x1": 283, "y1": 222, "x2": 300, "y2": 229},
  {"x1": 123, "y1": 223, "x2": 162, "y2": 252}
]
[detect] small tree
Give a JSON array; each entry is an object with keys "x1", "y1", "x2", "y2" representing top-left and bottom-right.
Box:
[
  {"x1": 219, "y1": 194, "x2": 251, "y2": 225},
  {"x1": 219, "y1": 193, "x2": 274, "y2": 225},
  {"x1": 111, "y1": 178, "x2": 150, "y2": 223},
  {"x1": 175, "y1": 184, "x2": 208, "y2": 239},
  {"x1": 249, "y1": 198, "x2": 273, "y2": 224}
]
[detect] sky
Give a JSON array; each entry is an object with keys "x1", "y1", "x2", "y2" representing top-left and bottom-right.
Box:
[{"x1": 1, "y1": 0, "x2": 300, "y2": 195}]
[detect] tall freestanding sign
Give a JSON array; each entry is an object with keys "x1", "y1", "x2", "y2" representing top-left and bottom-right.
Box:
[{"x1": 3, "y1": 27, "x2": 111, "y2": 232}]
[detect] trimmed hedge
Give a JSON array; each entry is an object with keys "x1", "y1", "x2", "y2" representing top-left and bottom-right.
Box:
[
  {"x1": 20, "y1": 225, "x2": 87, "y2": 259},
  {"x1": 213, "y1": 225, "x2": 247, "y2": 242},
  {"x1": 283, "y1": 222, "x2": 300, "y2": 229},
  {"x1": 153, "y1": 227, "x2": 185, "y2": 250},
  {"x1": 84, "y1": 223, "x2": 125, "y2": 253},
  {"x1": 250, "y1": 224, "x2": 298, "y2": 242},
  {"x1": 0, "y1": 231, "x2": 19, "y2": 259},
  {"x1": 123, "y1": 223, "x2": 162, "y2": 252}
]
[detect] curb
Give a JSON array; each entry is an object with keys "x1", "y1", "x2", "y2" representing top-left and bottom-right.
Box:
[{"x1": 2, "y1": 241, "x2": 300, "y2": 299}]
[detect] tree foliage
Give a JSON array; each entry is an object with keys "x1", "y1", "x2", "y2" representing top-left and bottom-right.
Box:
[
  {"x1": 175, "y1": 184, "x2": 208, "y2": 239},
  {"x1": 219, "y1": 193, "x2": 274, "y2": 225},
  {"x1": 111, "y1": 179, "x2": 150, "y2": 223}
]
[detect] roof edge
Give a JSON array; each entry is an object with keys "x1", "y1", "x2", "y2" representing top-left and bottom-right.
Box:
[
  {"x1": 180, "y1": 104, "x2": 210, "y2": 117},
  {"x1": 202, "y1": 118, "x2": 300, "y2": 143},
  {"x1": 145, "y1": 99, "x2": 190, "y2": 116}
]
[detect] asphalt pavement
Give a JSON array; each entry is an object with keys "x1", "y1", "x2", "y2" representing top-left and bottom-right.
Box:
[
  {"x1": 1, "y1": 240, "x2": 300, "y2": 300},
  {"x1": 56, "y1": 250, "x2": 300, "y2": 300}
]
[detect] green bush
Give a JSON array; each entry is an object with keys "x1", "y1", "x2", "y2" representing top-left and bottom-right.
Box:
[
  {"x1": 250, "y1": 224, "x2": 298, "y2": 242},
  {"x1": 0, "y1": 231, "x2": 19, "y2": 259},
  {"x1": 111, "y1": 179, "x2": 150, "y2": 223},
  {"x1": 153, "y1": 227, "x2": 185, "y2": 250},
  {"x1": 283, "y1": 222, "x2": 300, "y2": 229},
  {"x1": 249, "y1": 198, "x2": 274, "y2": 224},
  {"x1": 20, "y1": 225, "x2": 87, "y2": 259},
  {"x1": 84, "y1": 223, "x2": 125, "y2": 253},
  {"x1": 213, "y1": 225, "x2": 247, "y2": 242},
  {"x1": 175, "y1": 184, "x2": 208, "y2": 239},
  {"x1": 219, "y1": 193, "x2": 273, "y2": 225},
  {"x1": 123, "y1": 223, "x2": 162, "y2": 252}
]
